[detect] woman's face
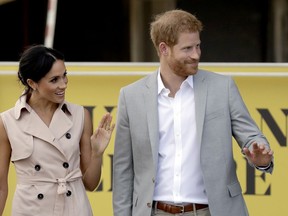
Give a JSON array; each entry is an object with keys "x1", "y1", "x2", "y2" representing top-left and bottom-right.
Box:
[{"x1": 33, "y1": 60, "x2": 68, "y2": 104}]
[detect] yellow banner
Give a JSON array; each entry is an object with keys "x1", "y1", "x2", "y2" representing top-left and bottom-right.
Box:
[{"x1": 1, "y1": 62, "x2": 288, "y2": 215}]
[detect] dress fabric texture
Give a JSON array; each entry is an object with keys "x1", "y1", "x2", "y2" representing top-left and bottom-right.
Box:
[{"x1": 1, "y1": 96, "x2": 93, "y2": 216}]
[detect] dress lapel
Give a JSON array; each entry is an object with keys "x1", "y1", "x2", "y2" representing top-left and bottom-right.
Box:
[
  {"x1": 21, "y1": 110, "x2": 55, "y2": 144},
  {"x1": 49, "y1": 107, "x2": 73, "y2": 140},
  {"x1": 20, "y1": 106, "x2": 72, "y2": 157}
]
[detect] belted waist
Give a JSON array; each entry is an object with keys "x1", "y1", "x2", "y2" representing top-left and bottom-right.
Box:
[
  {"x1": 153, "y1": 201, "x2": 208, "y2": 214},
  {"x1": 17, "y1": 168, "x2": 82, "y2": 195}
]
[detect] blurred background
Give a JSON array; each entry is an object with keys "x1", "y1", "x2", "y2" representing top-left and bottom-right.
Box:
[{"x1": 0, "y1": 0, "x2": 287, "y2": 63}]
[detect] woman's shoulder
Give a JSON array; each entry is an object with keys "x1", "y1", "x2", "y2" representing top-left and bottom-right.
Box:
[{"x1": 61, "y1": 101, "x2": 84, "y2": 115}]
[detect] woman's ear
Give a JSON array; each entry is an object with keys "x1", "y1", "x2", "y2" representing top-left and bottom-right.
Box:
[{"x1": 27, "y1": 79, "x2": 37, "y2": 91}]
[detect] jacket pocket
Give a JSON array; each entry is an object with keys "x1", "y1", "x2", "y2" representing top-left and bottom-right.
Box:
[{"x1": 227, "y1": 181, "x2": 242, "y2": 197}]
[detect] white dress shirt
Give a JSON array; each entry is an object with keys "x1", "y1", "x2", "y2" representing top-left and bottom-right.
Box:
[{"x1": 153, "y1": 71, "x2": 208, "y2": 204}]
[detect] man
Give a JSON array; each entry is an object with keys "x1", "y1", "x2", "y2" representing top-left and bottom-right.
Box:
[{"x1": 113, "y1": 9, "x2": 273, "y2": 216}]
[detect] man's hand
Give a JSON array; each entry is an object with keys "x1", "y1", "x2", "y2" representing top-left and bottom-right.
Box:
[{"x1": 243, "y1": 142, "x2": 273, "y2": 167}]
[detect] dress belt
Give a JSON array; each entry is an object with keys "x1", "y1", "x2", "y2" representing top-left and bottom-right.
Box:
[
  {"x1": 17, "y1": 168, "x2": 82, "y2": 194},
  {"x1": 153, "y1": 201, "x2": 208, "y2": 214},
  {"x1": 17, "y1": 168, "x2": 82, "y2": 216}
]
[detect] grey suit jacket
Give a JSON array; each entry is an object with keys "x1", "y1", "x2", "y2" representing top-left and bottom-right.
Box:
[{"x1": 112, "y1": 69, "x2": 273, "y2": 216}]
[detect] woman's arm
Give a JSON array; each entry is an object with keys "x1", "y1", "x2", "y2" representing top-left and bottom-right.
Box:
[
  {"x1": 0, "y1": 117, "x2": 11, "y2": 215},
  {"x1": 80, "y1": 109, "x2": 114, "y2": 191}
]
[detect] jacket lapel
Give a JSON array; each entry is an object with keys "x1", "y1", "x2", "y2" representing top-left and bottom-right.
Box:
[
  {"x1": 143, "y1": 70, "x2": 208, "y2": 172},
  {"x1": 144, "y1": 71, "x2": 159, "y2": 173},
  {"x1": 194, "y1": 70, "x2": 208, "y2": 146}
]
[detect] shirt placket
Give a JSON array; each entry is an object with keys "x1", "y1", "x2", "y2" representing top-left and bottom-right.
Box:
[{"x1": 173, "y1": 91, "x2": 182, "y2": 202}]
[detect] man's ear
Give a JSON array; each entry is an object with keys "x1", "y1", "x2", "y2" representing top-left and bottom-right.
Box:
[{"x1": 159, "y1": 42, "x2": 168, "y2": 56}]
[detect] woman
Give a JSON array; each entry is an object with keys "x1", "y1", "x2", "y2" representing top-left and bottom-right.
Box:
[{"x1": 0, "y1": 45, "x2": 114, "y2": 216}]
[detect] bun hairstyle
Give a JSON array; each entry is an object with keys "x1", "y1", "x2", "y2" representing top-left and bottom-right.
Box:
[{"x1": 18, "y1": 44, "x2": 64, "y2": 96}]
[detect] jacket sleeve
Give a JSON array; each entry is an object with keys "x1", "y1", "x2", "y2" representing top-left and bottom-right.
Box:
[
  {"x1": 228, "y1": 77, "x2": 274, "y2": 174},
  {"x1": 113, "y1": 88, "x2": 134, "y2": 216}
]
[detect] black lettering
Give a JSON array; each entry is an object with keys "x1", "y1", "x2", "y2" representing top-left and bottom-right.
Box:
[
  {"x1": 108, "y1": 154, "x2": 113, "y2": 192},
  {"x1": 104, "y1": 106, "x2": 117, "y2": 113},
  {"x1": 243, "y1": 158, "x2": 271, "y2": 195},
  {"x1": 84, "y1": 106, "x2": 96, "y2": 120},
  {"x1": 257, "y1": 108, "x2": 287, "y2": 146}
]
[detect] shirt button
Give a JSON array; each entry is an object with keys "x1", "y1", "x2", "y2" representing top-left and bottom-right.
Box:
[
  {"x1": 147, "y1": 203, "x2": 152, "y2": 208},
  {"x1": 63, "y1": 162, "x2": 69, "y2": 169},
  {"x1": 65, "y1": 133, "x2": 71, "y2": 139},
  {"x1": 35, "y1": 164, "x2": 41, "y2": 171},
  {"x1": 37, "y1": 193, "x2": 44, "y2": 200}
]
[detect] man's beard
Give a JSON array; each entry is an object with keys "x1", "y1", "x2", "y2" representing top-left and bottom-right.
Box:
[{"x1": 168, "y1": 57, "x2": 198, "y2": 77}]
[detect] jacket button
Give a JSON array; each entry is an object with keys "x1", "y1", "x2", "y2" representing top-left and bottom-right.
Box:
[
  {"x1": 35, "y1": 164, "x2": 41, "y2": 171},
  {"x1": 66, "y1": 190, "x2": 72, "y2": 197},
  {"x1": 37, "y1": 193, "x2": 44, "y2": 200},
  {"x1": 63, "y1": 162, "x2": 69, "y2": 169},
  {"x1": 147, "y1": 202, "x2": 152, "y2": 208},
  {"x1": 65, "y1": 133, "x2": 71, "y2": 139}
]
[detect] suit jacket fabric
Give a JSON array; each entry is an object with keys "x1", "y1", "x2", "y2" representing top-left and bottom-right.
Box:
[
  {"x1": 113, "y1": 69, "x2": 272, "y2": 216},
  {"x1": 1, "y1": 96, "x2": 93, "y2": 216}
]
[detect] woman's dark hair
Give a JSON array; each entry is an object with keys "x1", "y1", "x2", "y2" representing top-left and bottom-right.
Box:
[{"x1": 18, "y1": 44, "x2": 65, "y2": 96}]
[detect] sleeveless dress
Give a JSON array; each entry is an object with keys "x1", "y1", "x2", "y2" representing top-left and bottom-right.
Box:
[{"x1": 1, "y1": 96, "x2": 93, "y2": 216}]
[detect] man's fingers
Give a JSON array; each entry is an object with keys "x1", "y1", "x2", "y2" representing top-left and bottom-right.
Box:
[
  {"x1": 252, "y1": 143, "x2": 259, "y2": 150},
  {"x1": 243, "y1": 147, "x2": 252, "y2": 157}
]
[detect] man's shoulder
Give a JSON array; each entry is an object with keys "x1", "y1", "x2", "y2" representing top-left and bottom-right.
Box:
[
  {"x1": 197, "y1": 69, "x2": 232, "y2": 81},
  {"x1": 122, "y1": 71, "x2": 157, "y2": 90}
]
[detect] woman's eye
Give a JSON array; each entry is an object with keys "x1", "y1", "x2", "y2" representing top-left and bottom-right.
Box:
[{"x1": 50, "y1": 78, "x2": 58, "y2": 83}]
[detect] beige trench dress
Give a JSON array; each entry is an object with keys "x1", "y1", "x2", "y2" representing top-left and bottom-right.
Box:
[{"x1": 1, "y1": 96, "x2": 93, "y2": 216}]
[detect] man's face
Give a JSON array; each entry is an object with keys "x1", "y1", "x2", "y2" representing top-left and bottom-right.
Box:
[{"x1": 167, "y1": 31, "x2": 201, "y2": 77}]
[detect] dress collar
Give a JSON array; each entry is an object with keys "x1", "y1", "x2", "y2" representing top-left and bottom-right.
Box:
[{"x1": 14, "y1": 94, "x2": 71, "y2": 120}]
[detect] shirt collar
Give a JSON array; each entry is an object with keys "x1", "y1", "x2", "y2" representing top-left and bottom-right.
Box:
[
  {"x1": 184, "y1": 75, "x2": 194, "y2": 89},
  {"x1": 157, "y1": 69, "x2": 165, "y2": 95},
  {"x1": 157, "y1": 68, "x2": 194, "y2": 95}
]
